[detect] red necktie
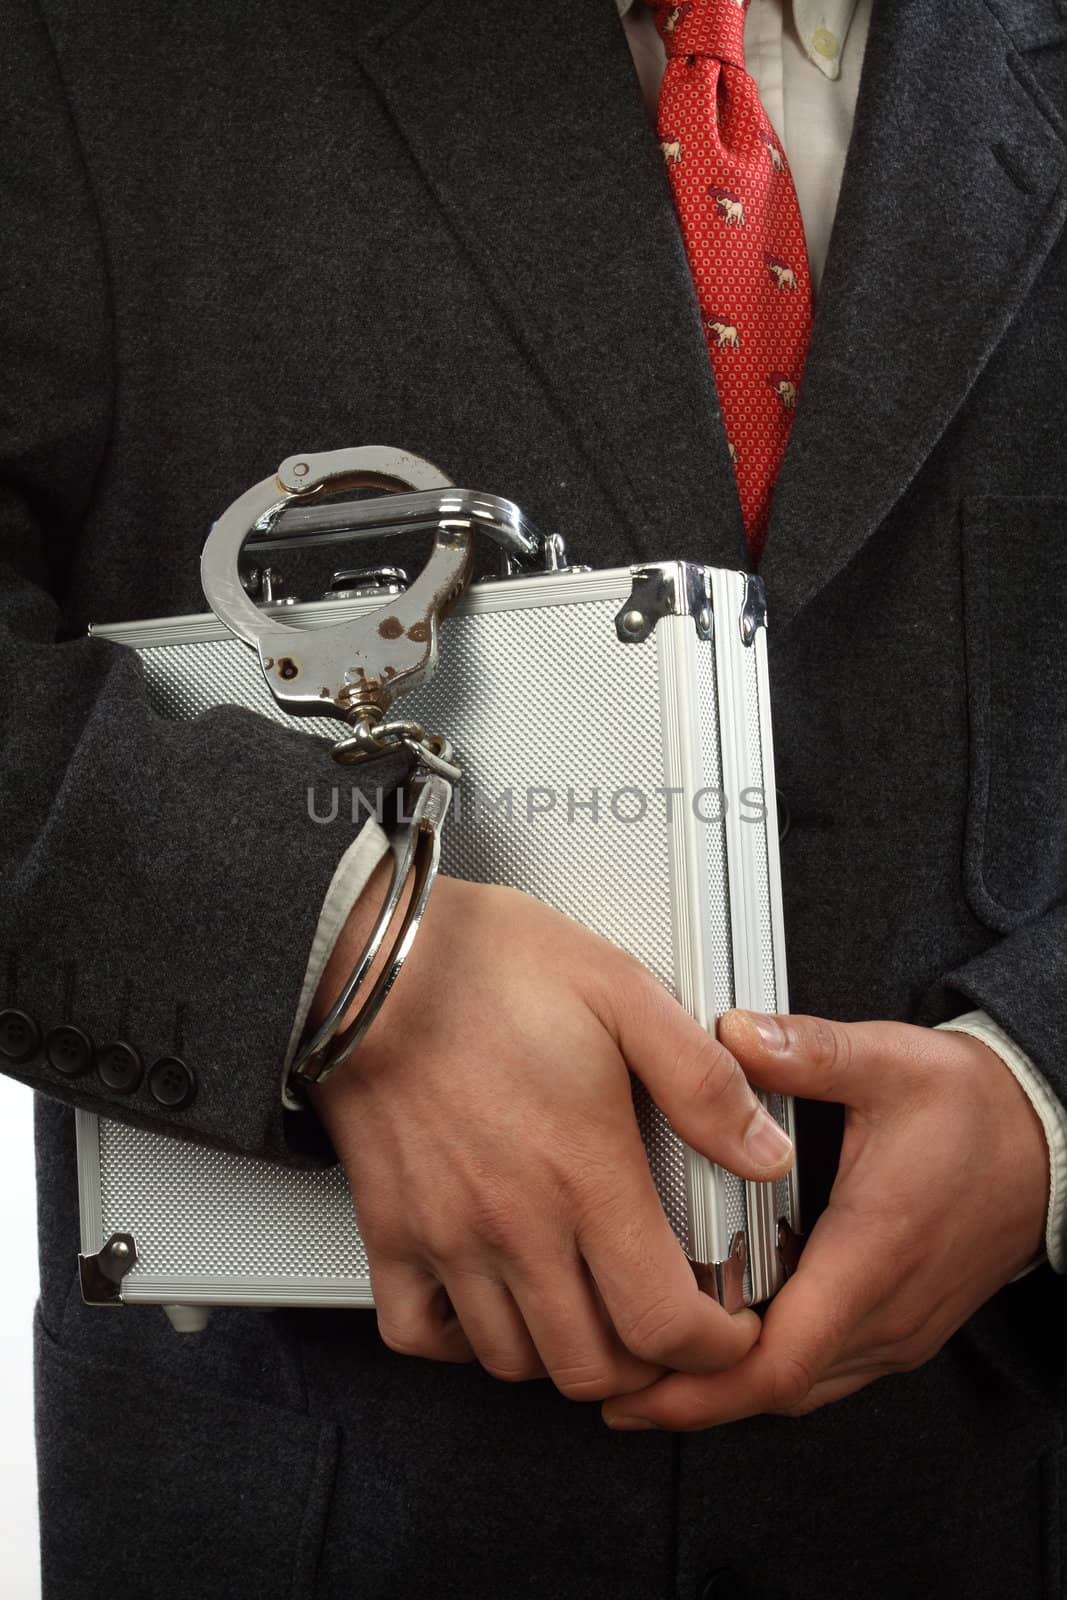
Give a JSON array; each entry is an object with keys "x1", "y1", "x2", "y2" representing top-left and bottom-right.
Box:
[{"x1": 646, "y1": 0, "x2": 814, "y2": 561}]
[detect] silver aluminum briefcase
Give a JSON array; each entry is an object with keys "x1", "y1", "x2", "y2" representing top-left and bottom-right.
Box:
[{"x1": 76, "y1": 446, "x2": 799, "y2": 1329}]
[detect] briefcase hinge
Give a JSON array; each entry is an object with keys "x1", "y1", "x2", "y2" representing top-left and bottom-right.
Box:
[
  {"x1": 615, "y1": 563, "x2": 715, "y2": 645},
  {"x1": 690, "y1": 1230, "x2": 748, "y2": 1312},
  {"x1": 79, "y1": 1232, "x2": 137, "y2": 1307},
  {"x1": 739, "y1": 574, "x2": 768, "y2": 646}
]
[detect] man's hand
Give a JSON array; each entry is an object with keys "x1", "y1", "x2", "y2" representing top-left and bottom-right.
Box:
[
  {"x1": 603, "y1": 1010, "x2": 1049, "y2": 1430},
  {"x1": 306, "y1": 875, "x2": 794, "y2": 1401}
]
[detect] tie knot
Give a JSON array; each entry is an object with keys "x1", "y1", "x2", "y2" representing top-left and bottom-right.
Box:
[{"x1": 645, "y1": 0, "x2": 749, "y2": 67}]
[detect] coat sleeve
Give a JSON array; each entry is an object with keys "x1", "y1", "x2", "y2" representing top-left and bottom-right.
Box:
[
  {"x1": 931, "y1": 907, "x2": 1067, "y2": 1121},
  {"x1": 0, "y1": 0, "x2": 405, "y2": 1168}
]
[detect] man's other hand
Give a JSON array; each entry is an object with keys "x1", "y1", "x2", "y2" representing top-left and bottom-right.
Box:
[
  {"x1": 603, "y1": 1011, "x2": 1048, "y2": 1430},
  {"x1": 307, "y1": 875, "x2": 794, "y2": 1402}
]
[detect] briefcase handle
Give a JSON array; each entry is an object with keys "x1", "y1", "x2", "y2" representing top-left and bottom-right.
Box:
[{"x1": 200, "y1": 444, "x2": 537, "y2": 725}]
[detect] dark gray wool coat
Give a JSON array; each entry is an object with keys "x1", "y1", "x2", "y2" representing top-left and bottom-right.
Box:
[{"x1": 4, "y1": 0, "x2": 1067, "y2": 1595}]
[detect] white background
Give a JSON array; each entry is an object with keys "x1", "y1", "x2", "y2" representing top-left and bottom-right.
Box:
[{"x1": 0, "y1": 1075, "x2": 42, "y2": 1597}]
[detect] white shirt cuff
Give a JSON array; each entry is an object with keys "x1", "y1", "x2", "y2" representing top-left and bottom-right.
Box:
[
  {"x1": 937, "y1": 1009, "x2": 1067, "y2": 1274},
  {"x1": 281, "y1": 819, "x2": 392, "y2": 1111}
]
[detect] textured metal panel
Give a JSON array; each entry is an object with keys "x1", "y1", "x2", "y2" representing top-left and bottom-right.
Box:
[
  {"x1": 100, "y1": 1125, "x2": 368, "y2": 1278},
  {"x1": 416, "y1": 600, "x2": 677, "y2": 991},
  {"x1": 89, "y1": 566, "x2": 789, "y2": 1301}
]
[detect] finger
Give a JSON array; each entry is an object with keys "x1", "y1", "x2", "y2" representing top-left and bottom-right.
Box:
[
  {"x1": 507, "y1": 1256, "x2": 665, "y2": 1401},
  {"x1": 602, "y1": 1211, "x2": 877, "y2": 1428},
  {"x1": 774, "y1": 1368, "x2": 882, "y2": 1417},
  {"x1": 604, "y1": 1362, "x2": 880, "y2": 1430},
  {"x1": 611, "y1": 977, "x2": 795, "y2": 1180},
  {"x1": 440, "y1": 1267, "x2": 547, "y2": 1384},
  {"x1": 371, "y1": 1258, "x2": 476, "y2": 1364},
  {"x1": 718, "y1": 1010, "x2": 932, "y2": 1112},
  {"x1": 576, "y1": 1146, "x2": 762, "y2": 1373}
]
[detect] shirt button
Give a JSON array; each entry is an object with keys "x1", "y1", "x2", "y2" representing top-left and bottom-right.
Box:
[
  {"x1": 96, "y1": 1041, "x2": 143, "y2": 1094},
  {"x1": 0, "y1": 1008, "x2": 41, "y2": 1065},
  {"x1": 148, "y1": 1056, "x2": 196, "y2": 1111},
  {"x1": 45, "y1": 1024, "x2": 94, "y2": 1078},
  {"x1": 812, "y1": 26, "x2": 839, "y2": 57}
]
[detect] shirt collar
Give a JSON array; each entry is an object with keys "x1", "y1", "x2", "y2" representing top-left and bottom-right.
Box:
[{"x1": 616, "y1": 0, "x2": 860, "y2": 82}]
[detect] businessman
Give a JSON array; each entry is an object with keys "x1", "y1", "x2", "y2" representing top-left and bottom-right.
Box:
[{"x1": 3, "y1": 0, "x2": 1067, "y2": 1596}]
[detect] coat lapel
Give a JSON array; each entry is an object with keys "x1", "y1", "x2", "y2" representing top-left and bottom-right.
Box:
[
  {"x1": 350, "y1": 0, "x2": 1067, "y2": 621},
  {"x1": 350, "y1": 0, "x2": 748, "y2": 568},
  {"x1": 760, "y1": 0, "x2": 1067, "y2": 632}
]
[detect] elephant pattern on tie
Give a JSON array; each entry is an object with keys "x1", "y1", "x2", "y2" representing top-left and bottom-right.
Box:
[
  {"x1": 664, "y1": 4, "x2": 695, "y2": 32},
  {"x1": 768, "y1": 372, "x2": 798, "y2": 410},
  {"x1": 765, "y1": 252, "x2": 799, "y2": 292},
  {"x1": 707, "y1": 319, "x2": 741, "y2": 350},
  {"x1": 646, "y1": 0, "x2": 814, "y2": 559},
  {"x1": 758, "y1": 128, "x2": 786, "y2": 172},
  {"x1": 708, "y1": 185, "x2": 747, "y2": 226}
]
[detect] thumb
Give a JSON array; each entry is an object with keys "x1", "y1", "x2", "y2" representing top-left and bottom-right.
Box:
[
  {"x1": 719, "y1": 1009, "x2": 902, "y2": 1110},
  {"x1": 615, "y1": 984, "x2": 795, "y2": 1182}
]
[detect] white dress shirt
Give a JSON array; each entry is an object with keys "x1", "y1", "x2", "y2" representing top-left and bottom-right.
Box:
[{"x1": 290, "y1": 0, "x2": 1067, "y2": 1273}]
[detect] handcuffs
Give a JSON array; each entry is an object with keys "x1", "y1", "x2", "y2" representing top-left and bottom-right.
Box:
[{"x1": 199, "y1": 446, "x2": 544, "y2": 1092}]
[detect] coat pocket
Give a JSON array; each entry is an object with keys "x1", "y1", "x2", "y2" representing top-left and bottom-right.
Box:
[
  {"x1": 34, "y1": 1307, "x2": 340, "y2": 1600},
  {"x1": 961, "y1": 495, "x2": 1067, "y2": 931}
]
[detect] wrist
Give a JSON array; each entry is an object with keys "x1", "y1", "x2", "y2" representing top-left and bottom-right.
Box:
[
  {"x1": 301, "y1": 850, "x2": 413, "y2": 1106},
  {"x1": 939, "y1": 1013, "x2": 1060, "y2": 1270},
  {"x1": 965, "y1": 1033, "x2": 1049, "y2": 1269},
  {"x1": 308, "y1": 852, "x2": 397, "y2": 1032}
]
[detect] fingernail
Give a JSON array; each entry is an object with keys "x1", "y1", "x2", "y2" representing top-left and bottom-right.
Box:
[
  {"x1": 737, "y1": 1010, "x2": 786, "y2": 1050},
  {"x1": 745, "y1": 1107, "x2": 794, "y2": 1168},
  {"x1": 605, "y1": 1414, "x2": 659, "y2": 1431}
]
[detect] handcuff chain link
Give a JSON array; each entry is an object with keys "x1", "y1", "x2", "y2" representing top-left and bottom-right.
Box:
[{"x1": 331, "y1": 704, "x2": 462, "y2": 782}]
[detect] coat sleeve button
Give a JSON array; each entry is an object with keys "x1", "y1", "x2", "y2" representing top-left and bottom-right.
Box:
[
  {"x1": 96, "y1": 1041, "x2": 144, "y2": 1094},
  {"x1": 45, "y1": 1024, "x2": 94, "y2": 1078},
  {"x1": 0, "y1": 1008, "x2": 41, "y2": 1065},
  {"x1": 147, "y1": 1056, "x2": 196, "y2": 1110}
]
